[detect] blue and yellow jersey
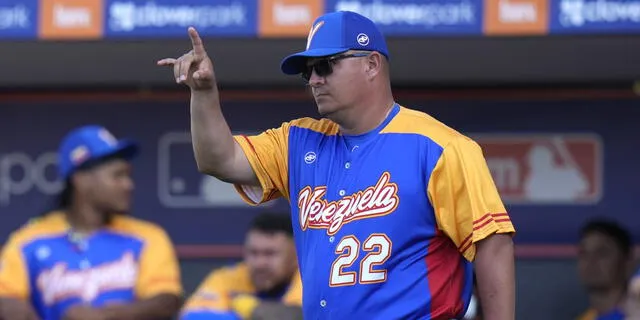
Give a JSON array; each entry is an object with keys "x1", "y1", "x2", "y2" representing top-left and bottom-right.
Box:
[
  {"x1": 0, "y1": 211, "x2": 182, "y2": 320},
  {"x1": 179, "y1": 262, "x2": 302, "y2": 320},
  {"x1": 233, "y1": 103, "x2": 515, "y2": 319},
  {"x1": 576, "y1": 308, "x2": 625, "y2": 320},
  {"x1": 577, "y1": 267, "x2": 639, "y2": 320}
]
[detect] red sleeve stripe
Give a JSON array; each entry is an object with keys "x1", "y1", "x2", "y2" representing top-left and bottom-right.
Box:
[
  {"x1": 458, "y1": 234, "x2": 473, "y2": 252},
  {"x1": 266, "y1": 188, "x2": 278, "y2": 200},
  {"x1": 240, "y1": 135, "x2": 286, "y2": 201},
  {"x1": 473, "y1": 213, "x2": 510, "y2": 231},
  {"x1": 473, "y1": 213, "x2": 508, "y2": 225},
  {"x1": 458, "y1": 213, "x2": 511, "y2": 253},
  {"x1": 459, "y1": 238, "x2": 474, "y2": 254}
]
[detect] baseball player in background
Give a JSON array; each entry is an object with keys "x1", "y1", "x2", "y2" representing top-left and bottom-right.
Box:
[
  {"x1": 180, "y1": 212, "x2": 302, "y2": 320},
  {"x1": 159, "y1": 10, "x2": 516, "y2": 320},
  {"x1": 0, "y1": 125, "x2": 183, "y2": 320},
  {"x1": 576, "y1": 219, "x2": 632, "y2": 320}
]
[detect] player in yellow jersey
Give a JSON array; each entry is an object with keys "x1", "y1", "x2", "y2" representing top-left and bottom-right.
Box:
[
  {"x1": 180, "y1": 212, "x2": 302, "y2": 320},
  {"x1": 0, "y1": 125, "x2": 183, "y2": 320},
  {"x1": 576, "y1": 219, "x2": 633, "y2": 320}
]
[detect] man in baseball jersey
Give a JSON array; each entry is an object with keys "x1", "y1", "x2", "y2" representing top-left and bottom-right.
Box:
[
  {"x1": 576, "y1": 219, "x2": 634, "y2": 320},
  {"x1": 158, "y1": 10, "x2": 516, "y2": 320},
  {"x1": 0, "y1": 125, "x2": 183, "y2": 320},
  {"x1": 179, "y1": 212, "x2": 302, "y2": 320}
]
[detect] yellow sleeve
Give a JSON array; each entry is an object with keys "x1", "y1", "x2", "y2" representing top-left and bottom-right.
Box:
[
  {"x1": 575, "y1": 309, "x2": 596, "y2": 320},
  {"x1": 283, "y1": 271, "x2": 303, "y2": 306},
  {"x1": 181, "y1": 271, "x2": 232, "y2": 314},
  {"x1": 135, "y1": 227, "x2": 183, "y2": 298},
  {"x1": 233, "y1": 122, "x2": 290, "y2": 205},
  {"x1": 0, "y1": 233, "x2": 30, "y2": 299},
  {"x1": 427, "y1": 136, "x2": 516, "y2": 262}
]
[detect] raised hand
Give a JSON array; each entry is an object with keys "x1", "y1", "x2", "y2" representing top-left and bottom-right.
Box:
[{"x1": 157, "y1": 27, "x2": 215, "y2": 91}]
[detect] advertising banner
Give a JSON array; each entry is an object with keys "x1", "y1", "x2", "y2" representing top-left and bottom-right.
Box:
[
  {"x1": 38, "y1": 0, "x2": 104, "y2": 40},
  {"x1": 1, "y1": 0, "x2": 640, "y2": 40},
  {"x1": 0, "y1": 0, "x2": 38, "y2": 39},
  {"x1": 483, "y1": 0, "x2": 549, "y2": 35},
  {"x1": 258, "y1": 0, "x2": 323, "y2": 38},
  {"x1": 104, "y1": 0, "x2": 258, "y2": 38},
  {"x1": 326, "y1": 0, "x2": 484, "y2": 35},
  {"x1": 549, "y1": 0, "x2": 640, "y2": 34}
]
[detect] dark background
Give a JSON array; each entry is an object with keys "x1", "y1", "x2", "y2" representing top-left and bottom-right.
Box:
[{"x1": 1, "y1": 35, "x2": 639, "y2": 88}]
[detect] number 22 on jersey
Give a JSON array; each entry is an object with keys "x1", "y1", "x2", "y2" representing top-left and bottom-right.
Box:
[{"x1": 330, "y1": 233, "x2": 392, "y2": 286}]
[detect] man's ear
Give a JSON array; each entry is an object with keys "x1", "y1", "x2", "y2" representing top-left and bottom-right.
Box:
[{"x1": 365, "y1": 52, "x2": 383, "y2": 80}]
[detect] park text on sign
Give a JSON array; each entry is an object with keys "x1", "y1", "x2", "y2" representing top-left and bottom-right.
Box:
[{"x1": 474, "y1": 134, "x2": 603, "y2": 205}]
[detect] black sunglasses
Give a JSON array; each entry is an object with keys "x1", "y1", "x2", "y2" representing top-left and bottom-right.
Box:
[{"x1": 301, "y1": 53, "x2": 370, "y2": 82}]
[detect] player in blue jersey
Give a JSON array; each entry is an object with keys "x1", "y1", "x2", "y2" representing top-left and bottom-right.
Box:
[
  {"x1": 0, "y1": 125, "x2": 183, "y2": 320},
  {"x1": 159, "y1": 10, "x2": 516, "y2": 320},
  {"x1": 576, "y1": 219, "x2": 633, "y2": 320}
]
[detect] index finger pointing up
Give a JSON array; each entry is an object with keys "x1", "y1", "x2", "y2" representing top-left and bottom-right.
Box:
[{"x1": 188, "y1": 27, "x2": 206, "y2": 56}]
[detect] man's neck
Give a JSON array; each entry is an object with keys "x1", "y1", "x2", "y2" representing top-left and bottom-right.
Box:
[
  {"x1": 258, "y1": 274, "x2": 294, "y2": 300},
  {"x1": 66, "y1": 202, "x2": 109, "y2": 233},
  {"x1": 589, "y1": 286, "x2": 626, "y2": 314},
  {"x1": 338, "y1": 98, "x2": 395, "y2": 136}
]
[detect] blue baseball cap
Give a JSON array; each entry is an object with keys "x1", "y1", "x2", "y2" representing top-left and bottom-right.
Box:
[
  {"x1": 58, "y1": 125, "x2": 139, "y2": 180},
  {"x1": 280, "y1": 11, "x2": 389, "y2": 75}
]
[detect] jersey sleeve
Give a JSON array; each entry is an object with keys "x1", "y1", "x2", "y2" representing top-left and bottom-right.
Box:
[
  {"x1": 135, "y1": 227, "x2": 183, "y2": 299},
  {"x1": 179, "y1": 271, "x2": 237, "y2": 320},
  {"x1": 0, "y1": 233, "x2": 30, "y2": 299},
  {"x1": 427, "y1": 136, "x2": 516, "y2": 262},
  {"x1": 233, "y1": 123, "x2": 290, "y2": 205},
  {"x1": 575, "y1": 309, "x2": 596, "y2": 320}
]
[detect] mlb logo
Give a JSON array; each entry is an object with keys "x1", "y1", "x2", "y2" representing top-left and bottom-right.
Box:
[
  {"x1": 472, "y1": 133, "x2": 603, "y2": 205},
  {"x1": 156, "y1": 131, "x2": 278, "y2": 209}
]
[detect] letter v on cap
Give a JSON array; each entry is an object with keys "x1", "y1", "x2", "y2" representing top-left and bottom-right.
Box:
[{"x1": 306, "y1": 20, "x2": 324, "y2": 50}]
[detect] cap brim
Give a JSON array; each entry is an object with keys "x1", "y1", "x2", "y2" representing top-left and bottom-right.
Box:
[
  {"x1": 93, "y1": 139, "x2": 139, "y2": 164},
  {"x1": 113, "y1": 139, "x2": 139, "y2": 160},
  {"x1": 280, "y1": 48, "x2": 350, "y2": 75},
  {"x1": 113, "y1": 139, "x2": 140, "y2": 160}
]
